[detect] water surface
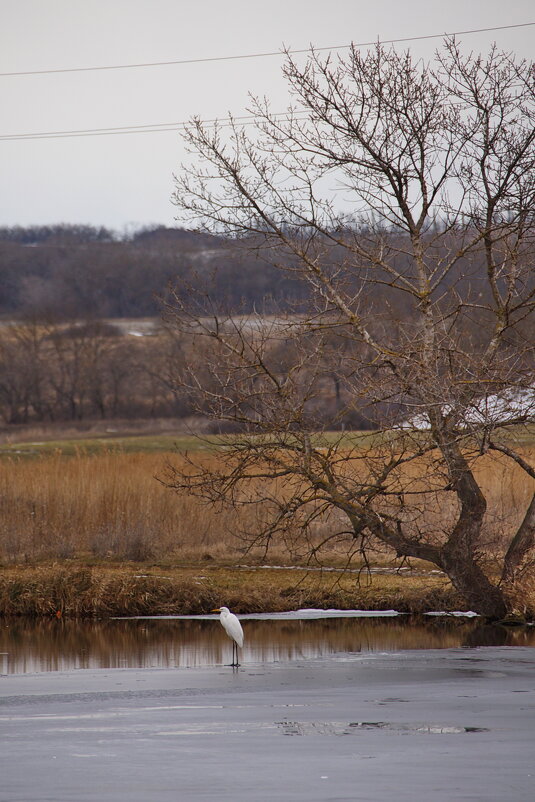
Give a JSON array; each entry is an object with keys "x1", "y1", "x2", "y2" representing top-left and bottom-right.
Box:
[{"x1": 1, "y1": 612, "x2": 534, "y2": 674}]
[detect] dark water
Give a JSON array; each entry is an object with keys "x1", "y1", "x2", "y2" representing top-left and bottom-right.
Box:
[{"x1": 1, "y1": 614, "x2": 534, "y2": 675}]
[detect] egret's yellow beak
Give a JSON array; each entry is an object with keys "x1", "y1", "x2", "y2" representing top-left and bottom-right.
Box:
[{"x1": 212, "y1": 608, "x2": 221, "y2": 612}]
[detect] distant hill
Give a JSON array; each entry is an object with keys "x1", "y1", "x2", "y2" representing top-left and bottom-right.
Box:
[{"x1": 0, "y1": 224, "x2": 307, "y2": 319}]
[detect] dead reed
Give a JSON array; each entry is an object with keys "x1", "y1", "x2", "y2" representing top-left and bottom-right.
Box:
[
  {"x1": 0, "y1": 446, "x2": 534, "y2": 617},
  {"x1": 0, "y1": 446, "x2": 533, "y2": 566},
  {"x1": 0, "y1": 563, "x2": 459, "y2": 618},
  {"x1": 0, "y1": 450, "x2": 245, "y2": 564}
]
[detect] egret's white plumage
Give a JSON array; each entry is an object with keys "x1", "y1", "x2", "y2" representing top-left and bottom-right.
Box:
[{"x1": 213, "y1": 606, "x2": 244, "y2": 666}]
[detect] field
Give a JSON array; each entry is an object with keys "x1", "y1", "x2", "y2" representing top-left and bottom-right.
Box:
[{"x1": 0, "y1": 425, "x2": 534, "y2": 617}]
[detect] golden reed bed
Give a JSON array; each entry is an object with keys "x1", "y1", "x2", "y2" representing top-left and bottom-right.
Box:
[{"x1": 0, "y1": 448, "x2": 533, "y2": 617}]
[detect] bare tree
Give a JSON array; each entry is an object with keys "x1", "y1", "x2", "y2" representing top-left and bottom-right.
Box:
[{"x1": 165, "y1": 39, "x2": 535, "y2": 619}]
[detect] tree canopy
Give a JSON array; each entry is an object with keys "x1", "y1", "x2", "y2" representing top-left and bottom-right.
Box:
[{"x1": 166, "y1": 39, "x2": 535, "y2": 619}]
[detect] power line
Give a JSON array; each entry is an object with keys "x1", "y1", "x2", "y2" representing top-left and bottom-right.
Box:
[
  {"x1": 0, "y1": 112, "x2": 311, "y2": 141},
  {"x1": 1, "y1": 21, "x2": 532, "y2": 142},
  {"x1": 0, "y1": 118, "x2": 242, "y2": 141},
  {"x1": 0, "y1": 126, "x2": 189, "y2": 141},
  {"x1": 1, "y1": 22, "x2": 533, "y2": 78},
  {"x1": 0, "y1": 75, "x2": 529, "y2": 142},
  {"x1": 1, "y1": 76, "x2": 529, "y2": 142}
]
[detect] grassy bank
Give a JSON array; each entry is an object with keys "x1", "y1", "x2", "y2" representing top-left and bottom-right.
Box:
[
  {"x1": 0, "y1": 563, "x2": 463, "y2": 618},
  {"x1": 0, "y1": 429, "x2": 533, "y2": 618}
]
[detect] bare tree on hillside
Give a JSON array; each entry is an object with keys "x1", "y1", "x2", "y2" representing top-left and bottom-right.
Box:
[{"x1": 165, "y1": 39, "x2": 535, "y2": 619}]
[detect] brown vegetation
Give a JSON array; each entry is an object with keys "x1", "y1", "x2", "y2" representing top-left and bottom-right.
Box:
[
  {"x1": 0, "y1": 447, "x2": 532, "y2": 566},
  {"x1": 0, "y1": 451, "x2": 231, "y2": 564},
  {"x1": 0, "y1": 447, "x2": 533, "y2": 617},
  {"x1": 0, "y1": 564, "x2": 461, "y2": 618}
]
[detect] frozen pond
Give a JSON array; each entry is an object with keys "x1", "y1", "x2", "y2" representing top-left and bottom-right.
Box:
[
  {"x1": 1, "y1": 646, "x2": 534, "y2": 801},
  {"x1": 1, "y1": 610, "x2": 534, "y2": 674}
]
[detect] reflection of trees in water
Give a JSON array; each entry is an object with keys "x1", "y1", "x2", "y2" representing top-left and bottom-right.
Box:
[
  {"x1": 1, "y1": 617, "x2": 534, "y2": 674},
  {"x1": 461, "y1": 623, "x2": 535, "y2": 649}
]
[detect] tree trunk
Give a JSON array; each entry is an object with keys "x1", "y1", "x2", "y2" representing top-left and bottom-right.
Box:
[
  {"x1": 502, "y1": 491, "x2": 535, "y2": 582},
  {"x1": 424, "y1": 424, "x2": 510, "y2": 619},
  {"x1": 439, "y1": 551, "x2": 508, "y2": 620}
]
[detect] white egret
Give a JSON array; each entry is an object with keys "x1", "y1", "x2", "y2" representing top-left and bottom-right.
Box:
[{"x1": 212, "y1": 606, "x2": 244, "y2": 666}]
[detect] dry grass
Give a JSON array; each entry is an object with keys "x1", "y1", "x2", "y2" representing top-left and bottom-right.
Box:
[
  {"x1": 0, "y1": 563, "x2": 459, "y2": 618},
  {"x1": 503, "y1": 564, "x2": 535, "y2": 620},
  {"x1": 0, "y1": 444, "x2": 534, "y2": 617},
  {"x1": 0, "y1": 448, "x2": 382, "y2": 565},
  {"x1": 0, "y1": 451, "x2": 240, "y2": 563},
  {"x1": 0, "y1": 446, "x2": 533, "y2": 565}
]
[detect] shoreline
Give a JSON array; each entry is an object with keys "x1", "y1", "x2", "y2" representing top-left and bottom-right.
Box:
[{"x1": 0, "y1": 561, "x2": 472, "y2": 618}]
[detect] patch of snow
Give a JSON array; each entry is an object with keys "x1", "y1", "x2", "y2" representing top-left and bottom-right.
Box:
[
  {"x1": 399, "y1": 388, "x2": 535, "y2": 430},
  {"x1": 424, "y1": 610, "x2": 479, "y2": 618},
  {"x1": 237, "y1": 564, "x2": 442, "y2": 576},
  {"x1": 115, "y1": 609, "x2": 403, "y2": 621}
]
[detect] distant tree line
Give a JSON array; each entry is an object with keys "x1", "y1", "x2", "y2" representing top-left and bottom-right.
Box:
[
  {"x1": 0, "y1": 224, "x2": 308, "y2": 319},
  {"x1": 0, "y1": 222, "x2": 509, "y2": 321},
  {"x1": 0, "y1": 318, "x2": 375, "y2": 429},
  {"x1": 0, "y1": 320, "x2": 176, "y2": 424},
  {"x1": 0, "y1": 223, "x2": 530, "y2": 430}
]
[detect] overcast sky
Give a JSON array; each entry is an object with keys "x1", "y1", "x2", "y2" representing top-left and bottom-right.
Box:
[{"x1": 1, "y1": 0, "x2": 533, "y2": 232}]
